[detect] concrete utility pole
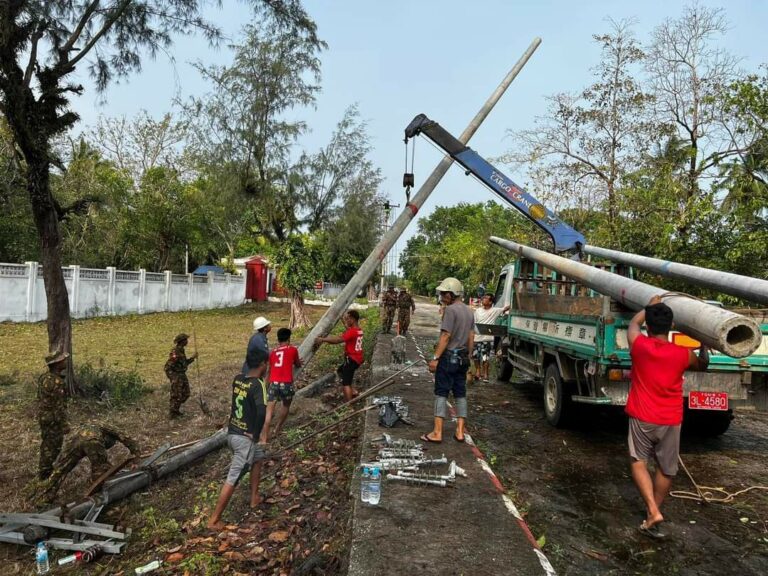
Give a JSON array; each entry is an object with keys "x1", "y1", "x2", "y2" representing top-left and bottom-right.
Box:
[
  {"x1": 489, "y1": 236, "x2": 762, "y2": 358},
  {"x1": 295, "y1": 38, "x2": 542, "y2": 385},
  {"x1": 582, "y1": 244, "x2": 768, "y2": 307}
]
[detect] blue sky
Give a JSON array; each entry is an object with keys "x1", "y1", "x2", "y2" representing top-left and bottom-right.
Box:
[{"x1": 70, "y1": 0, "x2": 768, "y2": 270}]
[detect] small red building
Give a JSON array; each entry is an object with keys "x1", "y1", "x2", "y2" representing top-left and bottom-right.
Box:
[{"x1": 244, "y1": 256, "x2": 269, "y2": 302}]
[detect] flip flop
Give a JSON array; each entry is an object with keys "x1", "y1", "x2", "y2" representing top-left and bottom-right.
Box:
[
  {"x1": 453, "y1": 434, "x2": 466, "y2": 443},
  {"x1": 638, "y1": 521, "x2": 665, "y2": 540},
  {"x1": 420, "y1": 433, "x2": 442, "y2": 444}
]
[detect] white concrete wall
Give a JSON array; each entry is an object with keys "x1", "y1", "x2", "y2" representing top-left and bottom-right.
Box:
[{"x1": 0, "y1": 262, "x2": 245, "y2": 323}]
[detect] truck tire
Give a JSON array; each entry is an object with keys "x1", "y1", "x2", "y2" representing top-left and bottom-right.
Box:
[
  {"x1": 496, "y1": 345, "x2": 513, "y2": 382},
  {"x1": 543, "y1": 363, "x2": 571, "y2": 427},
  {"x1": 684, "y1": 409, "x2": 733, "y2": 437}
]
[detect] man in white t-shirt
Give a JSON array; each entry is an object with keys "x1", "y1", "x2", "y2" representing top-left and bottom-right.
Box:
[{"x1": 472, "y1": 294, "x2": 509, "y2": 382}]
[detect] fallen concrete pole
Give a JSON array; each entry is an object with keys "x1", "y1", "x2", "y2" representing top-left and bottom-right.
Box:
[
  {"x1": 0, "y1": 429, "x2": 227, "y2": 548},
  {"x1": 489, "y1": 236, "x2": 762, "y2": 358},
  {"x1": 583, "y1": 244, "x2": 768, "y2": 307},
  {"x1": 294, "y1": 38, "x2": 542, "y2": 381}
]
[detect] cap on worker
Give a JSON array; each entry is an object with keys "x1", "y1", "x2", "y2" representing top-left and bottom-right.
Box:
[
  {"x1": 436, "y1": 277, "x2": 464, "y2": 296},
  {"x1": 174, "y1": 333, "x2": 190, "y2": 344},
  {"x1": 45, "y1": 351, "x2": 70, "y2": 365},
  {"x1": 253, "y1": 316, "x2": 271, "y2": 331}
]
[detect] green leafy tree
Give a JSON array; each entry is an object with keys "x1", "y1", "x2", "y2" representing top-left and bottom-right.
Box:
[
  {"x1": 0, "y1": 118, "x2": 37, "y2": 261},
  {"x1": 0, "y1": 0, "x2": 316, "y2": 370},
  {"x1": 184, "y1": 14, "x2": 324, "y2": 241},
  {"x1": 400, "y1": 202, "x2": 536, "y2": 295},
  {"x1": 271, "y1": 234, "x2": 319, "y2": 328},
  {"x1": 506, "y1": 19, "x2": 657, "y2": 248},
  {"x1": 645, "y1": 3, "x2": 739, "y2": 245},
  {"x1": 297, "y1": 104, "x2": 380, "y2": 232}
]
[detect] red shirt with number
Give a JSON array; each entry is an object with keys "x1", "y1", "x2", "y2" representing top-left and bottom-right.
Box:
[
  {"x1": 342, "y1": 327, "x2": 364, "y2": 365},
  {"x1": 626, "y1": 334, "x2": 690, "y2": 426},
  {"x1": 269, "y1": 344, "x2": 300, "y2": 383}
]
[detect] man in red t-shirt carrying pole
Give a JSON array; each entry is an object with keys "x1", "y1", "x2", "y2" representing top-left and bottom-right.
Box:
[
  {"x1": 315, "y1": 309, "x2": 364, "y2": 401},
  {"x1": 626, "y1": 295, "x2": 709, "y2": 539},
  {"x1": 266, "y1": 328, "x2": 303, "y2": 441}
]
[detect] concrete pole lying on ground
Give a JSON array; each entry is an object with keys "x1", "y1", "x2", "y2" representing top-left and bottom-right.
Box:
[
  {"x1": 1, "y1": 429, "x2": 228, "y2": 546},
  {"x1": 294, "y1": 38, "x2": 543, "y2": 392},
  {"x1": 582, "y1": 244, "x2": 768, "y2": 307},
  {"x1": 489, "y1": 236, "x2": 763, "y2": 358}
]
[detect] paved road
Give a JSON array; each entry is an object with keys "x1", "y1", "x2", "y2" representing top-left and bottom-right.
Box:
[{"x1": 347, "y1": 303, "x2": 554, "y2": 576}]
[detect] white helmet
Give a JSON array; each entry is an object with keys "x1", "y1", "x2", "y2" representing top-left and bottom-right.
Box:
[
  {"x1": 435, "y1": 277, "x2": 464, "y2": 296},
  {"x1": 253, "y1": 316, "x2": 271, "y2": 331}
]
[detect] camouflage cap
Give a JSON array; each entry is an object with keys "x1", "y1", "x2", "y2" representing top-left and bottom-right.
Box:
[
  {"x1": 45, "y1": 351, "x2": 69, "y2": 365},
  {"x1": 174, "y1": 333, "x2": 190, "y2": 344}
]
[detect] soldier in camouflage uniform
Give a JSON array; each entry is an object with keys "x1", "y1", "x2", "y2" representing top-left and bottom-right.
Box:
[
  {"x1": 38, "y1": 423, "x2": 140, "y2": 499},
  {"x1": 396, "y1": 287, "x2": 416, "y2": 334},
  {"x1": 38, "y1": 351, "x2": 70, "y2": 480},
  {"x1": 380, "y1": 286, "x2": 397, "y2": 334},
  {"x1": 165, "y1": 333, "x2": 198, "y2": 418}
]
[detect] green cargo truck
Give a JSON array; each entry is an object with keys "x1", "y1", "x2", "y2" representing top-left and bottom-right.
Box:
[{"x1": 487, "y1": 258, "x2": 768, "y2": 435}]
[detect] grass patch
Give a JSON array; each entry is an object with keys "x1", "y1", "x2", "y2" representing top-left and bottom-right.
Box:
[
  {"x1": 179, "y1": 552, "x2": 222, "y2": 575},
  {"x1": 76, "y1": 360, "x2": 151, "y2": 407}
]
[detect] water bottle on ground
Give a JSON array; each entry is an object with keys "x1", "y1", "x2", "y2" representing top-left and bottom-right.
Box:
[
  {"x1": 360, "y1": 466, "x2": 371, "y2": 503},
  {"x1": 369, "y1": 467, "x2": 382, "y2": 505},
  {"x1": 35, "y1": 541, "x2": 50, "y2": 574}
]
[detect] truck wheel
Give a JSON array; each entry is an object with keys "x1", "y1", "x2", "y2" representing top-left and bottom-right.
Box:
[
  {"x1": 684, "y1": 409, "x2": 733, "y2": 437},
  {"x1": 496, "y1": 345, "x2": 513, "y2": 382},
  {"x1": 543, "y1": 363, "x2": 571, "y2": 427}
]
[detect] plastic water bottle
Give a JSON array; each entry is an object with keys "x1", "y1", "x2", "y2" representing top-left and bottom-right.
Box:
[
  {"x1": 360, "y1": 466, "x2": 371, "y2": 503},
  {"x1": 35, "y1": 542, "x2": 50, "y2": 574},
  {"x1": 369, "y1": 467, "x2": 382, "y2": 505}
]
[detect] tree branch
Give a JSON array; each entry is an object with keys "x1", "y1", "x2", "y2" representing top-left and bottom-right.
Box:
[
  {"x1": 23, "y1": 26, "x2": 44, "y2": 88},
  {"x1": 67, "y1": 0, "x2": 134, "y2": 72},
  {"x1": 60, "y1": 0, "x2": 102, "y2": 56}
]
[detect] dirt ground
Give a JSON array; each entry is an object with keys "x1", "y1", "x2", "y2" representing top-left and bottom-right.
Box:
[
  {"x1": 0, "y1": 302, "x2": 376, "y2": 575},
  {"x1": 470, "y1": 376, "x2": 768, "y2": 575}
]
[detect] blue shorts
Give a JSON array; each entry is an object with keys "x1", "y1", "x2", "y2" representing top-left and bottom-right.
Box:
[{"x1": 434, "y1": 349, "x2": 469, "y2": 399}]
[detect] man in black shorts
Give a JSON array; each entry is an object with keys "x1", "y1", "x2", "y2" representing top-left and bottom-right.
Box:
[{"x1": 316, "y1": 310, "x2": 364, "y2": 401}]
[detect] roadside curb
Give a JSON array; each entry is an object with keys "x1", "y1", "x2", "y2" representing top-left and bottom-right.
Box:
[{"x1": 411, "y1": 334, "x2": 557, "y2": 576}]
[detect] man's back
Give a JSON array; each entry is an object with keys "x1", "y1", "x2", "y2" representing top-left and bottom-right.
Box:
[
  {"x1": 442, "y1": 301, "x2": 474, "y2": 349},
  {"x1": 627, "y1": 334, "x2": 690, "y2": 425}
]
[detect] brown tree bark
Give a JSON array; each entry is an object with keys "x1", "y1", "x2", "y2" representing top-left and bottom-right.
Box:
[
  {"x1": 289, "y1": 290, "x2": 312, "y2": 329},
  {"x1": 27, "y1": 156, "x2": 75, "y2": 391}
]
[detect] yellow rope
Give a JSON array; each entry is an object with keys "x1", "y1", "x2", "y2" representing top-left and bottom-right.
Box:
[{"x1": 671, "y1": 455, "x2": 768, "y2": 503}]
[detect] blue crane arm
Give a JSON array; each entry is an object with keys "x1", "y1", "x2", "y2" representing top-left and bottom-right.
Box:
[{"x1": 404, "y1": 114, "x2": 585, "y2": 253}]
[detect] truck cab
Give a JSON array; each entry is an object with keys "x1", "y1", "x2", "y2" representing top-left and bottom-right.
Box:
[{"x1": 491, "y1": 257, "x2": 768, "y2": 434}]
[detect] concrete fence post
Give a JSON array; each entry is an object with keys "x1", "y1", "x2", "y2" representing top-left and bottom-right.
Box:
[
  {"x1": 138, "y1": 269, "x2": 146, "y2": 314},
  {"x1": 25, "y1": 261, "x2": 38, "y2": 322},
  {"x1": 164, "y1": 271, "x2": 172, "y2": 311},
  {"x1": 70, "y1": 265, "x2": 81, "y2": 318},
  {"x1": 106, "y1": 266, "x2": 116, "y2": 315},
  {"x1": 225, "y1": 273, "x2": 232, "y2": 305},
  {"x1": 187, "y1": 273, "x2": 193, "y2": 310},
  {"x1": 207, "y1": 271, "x2": 214, "y2": 308}
]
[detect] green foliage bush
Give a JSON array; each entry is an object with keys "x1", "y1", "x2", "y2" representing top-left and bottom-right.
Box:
[{"x1": 76, "y1": 361, "x2": 151, "y2": 407}]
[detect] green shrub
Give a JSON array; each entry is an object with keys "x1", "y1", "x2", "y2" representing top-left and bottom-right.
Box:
[{"x1": 76, "y1": 360, "x2": 151, "y2": 407}]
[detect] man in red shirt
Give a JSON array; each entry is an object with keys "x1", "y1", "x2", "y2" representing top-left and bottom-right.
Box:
[
  {"x1": 627, "y1": 295, "x2": 709, "y2": 538},
  {"x1": 315, "y1": 310, "x2": 364, "y2": 401},
  {"x1": 266, "y1": 328, "x2": 302, "y2": 440}
]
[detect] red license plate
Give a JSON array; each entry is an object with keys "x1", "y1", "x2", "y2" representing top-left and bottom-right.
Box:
[{"x1": 688, "y1": 391, "x2": 728, "y2": 411}]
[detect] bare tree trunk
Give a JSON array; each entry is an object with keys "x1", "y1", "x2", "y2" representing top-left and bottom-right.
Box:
[
  {"x1": 289, "y1": 290, "x2": 312, "y2": 329},
  {"x1": 27, "y1": 157, "x2": 76, "y2": 392}
]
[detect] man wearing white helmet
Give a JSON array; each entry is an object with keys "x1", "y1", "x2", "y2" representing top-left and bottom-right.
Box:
[
  {"x1": 242, "y1": 316, "x2": 271, "y2": 374},
  {"x1": 421, "y1": 277, "x2": 474, "y2": 443}
]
